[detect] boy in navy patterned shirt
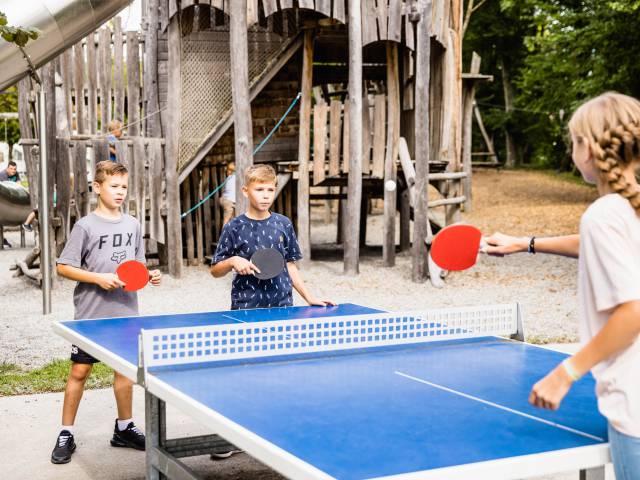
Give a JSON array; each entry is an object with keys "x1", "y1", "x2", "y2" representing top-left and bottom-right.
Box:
[{"x1": 211, "y1": 164, "x2": 334, "y2": 310}]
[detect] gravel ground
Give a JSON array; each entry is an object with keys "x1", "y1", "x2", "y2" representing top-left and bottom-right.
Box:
[{"x1": 0, "y1": 169, "x2": 594, "y2": 369}]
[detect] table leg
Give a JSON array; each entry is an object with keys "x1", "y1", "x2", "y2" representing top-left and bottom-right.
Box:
[
  {"x1": 146, "y1": 391, "x2": 167, "y2": 480},
  {"x1": 580, "y1": 466, "x2": 605, "y2": 480}
]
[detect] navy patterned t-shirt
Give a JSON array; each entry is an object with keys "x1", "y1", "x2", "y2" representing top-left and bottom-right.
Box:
[{"x1": 212, "y1": 213, "x2": 303, "y2": 309}]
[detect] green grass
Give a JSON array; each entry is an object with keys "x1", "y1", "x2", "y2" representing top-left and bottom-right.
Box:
[{"x1": 0, "y1": 360, "x2": 114, "y2": 396}]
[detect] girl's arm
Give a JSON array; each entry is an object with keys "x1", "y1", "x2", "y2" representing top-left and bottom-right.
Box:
[
  {"x1": 530, "y1": 300, "x2": 640, "y2": 410},
  {"x1": 287, "y1": 262, "x2": 335, "y2": 306},
  {"x1": 57, "y1": 264, "x2": 125, "y2": 291},
  {"x1": 484, "y1": 233, "x2": 580, "y2": 258}
]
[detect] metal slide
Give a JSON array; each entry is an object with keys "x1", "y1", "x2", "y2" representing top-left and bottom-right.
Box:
[{"x1": 0, "y1": 0, "x2": 133, "y2": 91}]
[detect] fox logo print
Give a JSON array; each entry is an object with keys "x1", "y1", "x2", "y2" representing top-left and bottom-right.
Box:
[{"x1": 111, "y1": 251, "x2": 127, "y2": 264}]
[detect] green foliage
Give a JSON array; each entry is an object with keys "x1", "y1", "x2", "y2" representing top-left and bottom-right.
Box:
[
  {"x1": 0, "y1": 360, "x2": 114, "y2": 396},
  {"x1": 463, "y1": 0, "x2": 640, "y2": 170},
  {"x1": 0, "y1": 12, "x2": 40, "y2": 47},
  {"x1": 0, "y1": 86, "x2": 21, "y2": 152}
]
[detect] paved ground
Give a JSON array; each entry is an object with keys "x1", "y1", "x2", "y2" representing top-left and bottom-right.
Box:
[{"x1": 1, "y1": 343, "x2": 616, "y2": 480}]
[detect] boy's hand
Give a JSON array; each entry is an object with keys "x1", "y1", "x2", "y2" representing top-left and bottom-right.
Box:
[
  {"x1": 149, "y1": 269, "x2": 162, "y2": 286},
  {"x1": 232, "y1": 256, "x2": 260, "y2": 276},
  {"x1": 306, "y1": 296, "x2": 336, "y2": 307},
  {"x1": 95, "y1": 273, "x2": 126, "y2": 291}
]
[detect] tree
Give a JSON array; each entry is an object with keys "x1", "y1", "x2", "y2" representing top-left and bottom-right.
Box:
[
  {"x1": 0, "y1": 11, "x2": 40, "y2": 159},
  {"x1": 0, "y1": 12, "x2": 39, "y2": 47}
]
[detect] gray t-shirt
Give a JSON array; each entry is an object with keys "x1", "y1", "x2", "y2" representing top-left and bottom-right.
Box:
[{"x1": 57, "y1": 212, "x2": 145, "y2": 320}]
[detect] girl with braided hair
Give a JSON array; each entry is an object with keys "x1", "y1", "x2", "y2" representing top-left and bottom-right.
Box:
[{"x1": 484, "y1": 92, "x2": 640, "y2": 479}]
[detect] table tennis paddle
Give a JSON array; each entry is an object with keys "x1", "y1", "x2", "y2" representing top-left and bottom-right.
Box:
[
  {"x1": 116, "y1": 260, "x2": 149, "y2": 292},
  {"x1": 250, "y1": 248, "x2": 285, "y2": 280},
  {"x1": 429, "y1": 224, "x2": 482, "y2": 271}
]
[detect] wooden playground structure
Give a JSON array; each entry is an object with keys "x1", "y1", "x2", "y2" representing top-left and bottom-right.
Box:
[{"x1": 12, "y1": 0, "x2": 489, "y2": 288}]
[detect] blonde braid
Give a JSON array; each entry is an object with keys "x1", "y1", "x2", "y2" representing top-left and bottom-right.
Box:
[{"x1": 594, "y1": 122, "x2": 640, "y2": 213}]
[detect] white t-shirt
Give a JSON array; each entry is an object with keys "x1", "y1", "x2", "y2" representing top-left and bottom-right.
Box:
[
  {"x1": 578, "y1": 193, "x2": 640, "y2": 437},
  {"x1": 222, "y1": 173, "x2": 236, "y2": 202}
]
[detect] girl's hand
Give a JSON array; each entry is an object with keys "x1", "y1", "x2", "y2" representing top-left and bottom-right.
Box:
[
  {"x1": 306, "y1": 296, "x2": 336, "y2": 307},
  {"x1": 529, "y1": 364, "x2": 574, "y2": 410},
  {"x1": 149, "y1": 269, "x2": 162, "y2": 286},
  {"x1": 232, "y1": 256, "x2": 260, "y2": 276},
  {"x1": 483, "y1": 232, "x2": 529, "y2": 256},
  {"x1": 95, "y1": 273, "x2": 126, "y2": 291}
]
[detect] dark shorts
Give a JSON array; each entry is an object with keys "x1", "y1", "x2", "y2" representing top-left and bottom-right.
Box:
[{"x1": 70, "y1": 345, "x2": 100, "y2": 364}]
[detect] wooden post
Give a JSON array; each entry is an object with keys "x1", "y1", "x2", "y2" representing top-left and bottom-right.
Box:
[
  {"x1": 412, "y1": 0, "x2": 432, "y2": 282},
  {"x1": 86, "y1": 32, "x2": 98, "y2": 134},
  {"x1": 98, "y1": 27, "x2": 112, "y2": 131},
  {"x1": 73, "y1": 42, "x2": 86, "y2": 134},
  {"x1": 18, "y1": 78, "x2": 38, "y2": 209},
  {"x1": 383, "y1": 42, "x2": 400, "y2": 267},
  {"x1": 113, "y1": 17, "x2": 125, "y2": 123},
  {"x1": 400, "y1": 188, "x2": 411, "y2": 251},
  {"x1": 126, "y1": 32, "x2": 142, "y2": 137},
  {"x1": 145, "y1": 0, "x2": 162, "y2": 137},
  {"x1": 462, "y1": 52, "x2": 481, "y2": 212},
  {"x1": 165, "y1": 16, "x2": 183, "y2": 277},
  {"x1": 230, "y1": 0, "x2": 254, "y2": 217},
  {"x1": 344, "y1": 0, "x2": 363, "y2": 274},
  {"x1": 295, "y1": 28, "x2": 314, "y2": 264}
]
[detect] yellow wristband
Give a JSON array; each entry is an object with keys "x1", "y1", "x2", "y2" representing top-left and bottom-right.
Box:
[{"x1": 562, "y1": 358, "x2": 581, "y2": 382}]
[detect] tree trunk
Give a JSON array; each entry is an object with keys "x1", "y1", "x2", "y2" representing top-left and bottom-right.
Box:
[{"x1": 500, "y1": 57, "x2": 518, "y2": 168}]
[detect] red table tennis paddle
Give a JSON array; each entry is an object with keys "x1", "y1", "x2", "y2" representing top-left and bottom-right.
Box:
[
  {"x1": 250, "y1": 248, "x2": 285, "y2": 280},
  {"x1": 116, "y1": 260, "x2": 149, "y2": 292},
  {"x1": 429, "y1": 224, "x2": 482, "y2": 271}
]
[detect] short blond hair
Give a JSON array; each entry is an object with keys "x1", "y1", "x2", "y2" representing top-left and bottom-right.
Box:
[
  {"x1": 94, "y1": 160, "x2": 128, "y2": 184},
  {"x1": 244, "y1": 164, "x2": 277, "y2": 186},
  {"x1": 107, "y1": 119, "x2": 123, "y2": 133}
]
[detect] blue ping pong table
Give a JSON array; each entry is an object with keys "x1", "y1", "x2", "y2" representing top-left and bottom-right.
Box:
[{"x1": 54, "y1": 303, "x2": 610, "y2": 480}]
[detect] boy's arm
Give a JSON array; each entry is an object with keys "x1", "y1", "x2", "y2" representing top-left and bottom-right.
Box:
[
  {"x1": 287, "y1": 262, "x2": 335, "y2": 306},
  {"x1": 57, "y1": 263, "x2": 125, "y2": 291},
  {"x1": 210, "y1": 256, "x2": 259, "y2": 277}
]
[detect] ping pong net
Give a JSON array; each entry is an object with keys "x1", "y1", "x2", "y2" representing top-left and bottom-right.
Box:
[{"x1": 141, "y1": 304, "x2": 522, "y2": 370}]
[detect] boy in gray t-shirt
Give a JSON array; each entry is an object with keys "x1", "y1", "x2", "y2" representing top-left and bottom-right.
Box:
[{"x1": 51, "y1": 161, "x2": 161, "y2": 465}]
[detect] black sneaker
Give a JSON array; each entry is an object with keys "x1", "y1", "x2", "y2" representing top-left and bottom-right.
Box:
[
  {"x1": 110, "y1": 420, "x2": 145, "y2": 451},
  {"x1": 2, "y1": 238, "x2": 11, "y2": 248},
  {"x1": 51, "y1": 430, "x2": 76, "y2": 464}
]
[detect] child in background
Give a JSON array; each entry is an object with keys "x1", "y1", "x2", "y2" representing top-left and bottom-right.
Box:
[{"x1": 107, "y1": 120, "x2": 124, "y2": 162}]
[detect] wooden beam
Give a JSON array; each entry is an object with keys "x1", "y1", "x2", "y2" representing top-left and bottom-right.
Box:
[
  {"x1": 145, "y1": 0, "x2": 162, "y2": 137},
  {"x1": 328, "y1": 100, "x2": 342, "y2": 176},
  {"x1": 296, "y1": 29, "x2": 314, "y2": 264},
  {"x1": 86, "y1": 32, "x2": 98, "y2": 134},
  {"x1": 344, "y1": 0, "x2": 363, "y2": 275},
  {"x1": 98, "y1": 27, "x2": 112, "y2": 132},
  {"x1": 412, "y1": 0, "x2": 431, "y2": 282},
  {"x1": 73, "y1": 42, "x2": 86, "y2": 134},
  {"x1": 312, "y1": 102, "x2": 328, "y2": 185},
  {"x1": 113, "y1": 17, "x2": 125, "y2": 122},
  {"x1": 462, "y1": 52, "x2": 481, "y2": 212},
  {"x1": 230, "y1": 0, "x2": 254, "y2": 216},
  {"x1": 383, "y1": 42, "x2": 399, "y2": 267},
  {"x1": 126, "y1": 32, "x2": 142, "y2": 137},
  {"x1": 165, "y1": 16, "x2": 183, "y2": 277}
]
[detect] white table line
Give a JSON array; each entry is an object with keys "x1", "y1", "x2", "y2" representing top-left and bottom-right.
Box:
[{"x1": 394, "y1": 370, "x2": 604, "y2": 442}]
